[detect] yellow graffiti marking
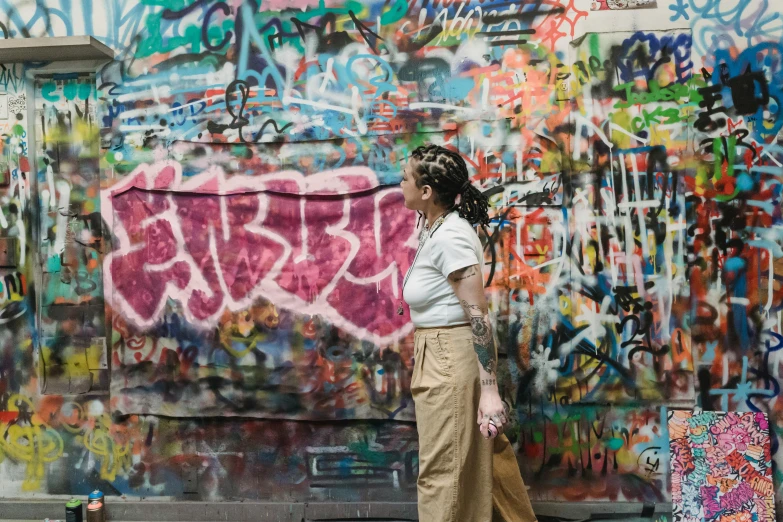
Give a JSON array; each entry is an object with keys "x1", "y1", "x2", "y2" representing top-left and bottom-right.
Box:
[
  {"x1": 80, "y1": 414, "x2": 132, "y2": 482},
  {"x1": 0, "y1": 395, "x2": 64, "y2": 491}
]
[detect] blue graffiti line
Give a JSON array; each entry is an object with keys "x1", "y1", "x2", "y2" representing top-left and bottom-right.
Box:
[
  {"x1": 748, "y1": 351, "x2": 782, "y2": 400},
  {"x1": 709, "y1": 356, "x2": 776, "y2": 411},
  {"x1": 237, "y1": 3, "x2": 286, "y2": 101},
  {"x1": 701, "y1": 340, "x2": 718, "y2": 364},
  {"x1": 0, "y1": 64, "x2": 23, "y2": 92},
  {"x1": 616, "y1": 32, "x2": 694, "y2": 85},
  {"x1": 765, "y1": 329, "x2": 783, "y2": 352},
  {"x1": 112, "y1": 2, "x2": 151, "y2": 52},
  {"x1": 713, "y1": 43, "x2": 783, "y2": 137},
  {"x1": 669, "y1": 0, "x2": 690, "y2": 22},
  {"x1": 681, "y1": 0, "x2": 783, "y2": 55}
]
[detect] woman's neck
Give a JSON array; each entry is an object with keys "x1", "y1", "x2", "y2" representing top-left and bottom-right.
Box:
[{"x1": 424, "y1": 206, "x2": 450, "y2": 228}]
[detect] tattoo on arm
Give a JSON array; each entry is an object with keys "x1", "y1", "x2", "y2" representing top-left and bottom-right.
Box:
[
  {"x1": 481, "y1": 379, "x2": 496, "y2": 386},
  {"x1": 450, "y1": 266, "x2": 478, "y2": 282},
  {"x1": 460, "y1": 299, "x2": 496, "y2": 375}
]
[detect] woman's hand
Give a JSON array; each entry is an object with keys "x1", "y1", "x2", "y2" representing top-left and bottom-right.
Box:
[{"x1": 477, "y1": 386, "x2": 508, "y2": 439}]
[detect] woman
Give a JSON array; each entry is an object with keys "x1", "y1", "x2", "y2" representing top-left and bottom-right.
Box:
[{"x1": 400, "y1": 144, "x2": 537, "y2": 522}]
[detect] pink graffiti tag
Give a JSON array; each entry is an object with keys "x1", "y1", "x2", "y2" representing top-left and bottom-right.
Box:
[{"x1": 102, "y1": 161, "x2": 418, "y2": 344}]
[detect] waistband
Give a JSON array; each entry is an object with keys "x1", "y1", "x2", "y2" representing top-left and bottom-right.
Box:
[{"x1": 415, "y1": 323, "x2": 470, "y2": 333}]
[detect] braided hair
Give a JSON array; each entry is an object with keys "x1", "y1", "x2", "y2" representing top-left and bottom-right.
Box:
[{"x1": 409, "y1": 144, "x2": 489, "y2": 226}]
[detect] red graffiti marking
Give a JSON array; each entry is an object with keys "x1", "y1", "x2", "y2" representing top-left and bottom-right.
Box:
[
  {"x1": 0, "y1": 411, "x2": 19, "y2": 422},
  {"x1": 102, "y1": 162, "x2": 418, "y2": 345},
  {"x1": 726, "y1": 117, "x2": 744, "y2": 135}
]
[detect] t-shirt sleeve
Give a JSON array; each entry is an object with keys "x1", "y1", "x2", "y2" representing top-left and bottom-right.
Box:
[{"x1": 430, "y1": 229, "x2": 480, "y2": 279}]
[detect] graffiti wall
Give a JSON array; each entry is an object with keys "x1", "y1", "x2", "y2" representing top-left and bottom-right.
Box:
[{"x1": 1, "y1": 0, "x2": 783, "y2": 510}]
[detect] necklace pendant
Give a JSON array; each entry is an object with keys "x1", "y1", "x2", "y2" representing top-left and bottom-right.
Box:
[{"x1": 397, "y1": 300, "x2": 404, "y2": 316}]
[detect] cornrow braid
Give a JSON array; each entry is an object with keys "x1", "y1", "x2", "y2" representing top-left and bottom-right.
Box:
[{"x1": 409, "y1": 144, "x2": 489, "y2": 226}]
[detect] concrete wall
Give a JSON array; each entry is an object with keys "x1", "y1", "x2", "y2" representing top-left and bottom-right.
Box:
[{"x1": 0, "y1": 0, "x2": 781, "y2": 514}]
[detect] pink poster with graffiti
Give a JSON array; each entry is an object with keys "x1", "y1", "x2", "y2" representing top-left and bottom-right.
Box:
[
  {"x1": 102, "y1": 161, "x2": 419, "y2": 420},
  {"x1": 669, "y1": 411, "x2": 775, "y2": 522}
]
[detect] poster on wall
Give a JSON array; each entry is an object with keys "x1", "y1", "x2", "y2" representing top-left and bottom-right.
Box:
[
  {"x1": 669, "y1": 410, "x2": 776, "y2": 522},
  {"x1": 591, "y1": 0, "x2": 657, "y2": 10}
]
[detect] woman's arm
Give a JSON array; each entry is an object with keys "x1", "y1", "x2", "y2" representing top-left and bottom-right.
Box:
[{"x1": 447, "y1": 264, "x2": 508, "y2": 438}]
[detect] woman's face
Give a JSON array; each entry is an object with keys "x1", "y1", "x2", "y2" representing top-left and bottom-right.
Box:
[{"x1": 401, "y1": 160, "x2": 425, "y2": 211}]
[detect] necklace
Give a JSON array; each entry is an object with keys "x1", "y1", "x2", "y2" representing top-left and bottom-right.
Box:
[{"x1": 398, "y1": 211, "x2": 450, "y2": 316}]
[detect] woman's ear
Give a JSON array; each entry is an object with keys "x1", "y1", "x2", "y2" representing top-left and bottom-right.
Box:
[{"x1": 421, "y1": 185, "x2": 433, "y2": 201}]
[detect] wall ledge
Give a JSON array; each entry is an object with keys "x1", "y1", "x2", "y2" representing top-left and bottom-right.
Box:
[{"x1": 0, "y1": 35, "x2": 113, "y2": 62}]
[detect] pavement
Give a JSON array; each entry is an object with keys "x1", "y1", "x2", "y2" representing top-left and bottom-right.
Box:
[
  {"x1": 0, "y1": 499, "x2": 670, "y2": 522},
  {"x1": 4, "y1": 512, "x2": 672, "y2": 521}
]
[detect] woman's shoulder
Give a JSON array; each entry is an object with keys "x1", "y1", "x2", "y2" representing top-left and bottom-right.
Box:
[
  {"x1": 433, "y1": 213, "x2": 477, "y2": 241},
  {"x1": 448, "y1": 212, "x2": 477, "y2": 230}
]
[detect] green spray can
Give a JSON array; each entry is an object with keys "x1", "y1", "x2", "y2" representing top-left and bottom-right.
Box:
[{"x1": 65, "y1": 498, "x2": 83, "y2": 522}]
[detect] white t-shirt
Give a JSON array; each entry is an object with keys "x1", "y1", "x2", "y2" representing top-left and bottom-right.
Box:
[{"x1": 402, "y1": 212, "x2": 484, "y2": 328}]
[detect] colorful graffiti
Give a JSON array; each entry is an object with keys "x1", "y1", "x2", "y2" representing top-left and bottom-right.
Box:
[
  {"x1": 2, "y1": 392, "x2": 417, "y2": 499},
  {"x1": 104, "y1": 161, "x2": 417, "y2": 419},
  {"x1": 669, "y1": 410, "x2": 775, "y2": 522},
  {"x1": 0, "y1": 0, "x2": 781, "y2": 509},
  {"x1": 35, "y1": 74, "x2": 107, "y2": 396}
]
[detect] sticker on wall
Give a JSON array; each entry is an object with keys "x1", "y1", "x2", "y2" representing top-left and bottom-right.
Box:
[
  {"x1": 591, "y1": 0, "x2": 657, "y2": 10},
  {"x1": 669, "y1": 410, "x2": 776, "y2": 522},
  {"x1": 8, "y1": 93, "x2": 26, "y2": 115}
]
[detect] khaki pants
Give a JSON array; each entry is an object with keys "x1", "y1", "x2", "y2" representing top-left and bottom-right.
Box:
[{"x1": 412, "y1": 326, "x2": 537, "y2": 522}]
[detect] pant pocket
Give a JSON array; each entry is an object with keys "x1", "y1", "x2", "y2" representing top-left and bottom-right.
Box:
[
  {"x1": 411, "y1": 334, "x2": 425, "y2": 394},
  {"x1": 411, "y1": 332, "x2": 452, "y2": 398},
  {"x1": 432, "y1": 331, "x2": 453, "y2": 377}
]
